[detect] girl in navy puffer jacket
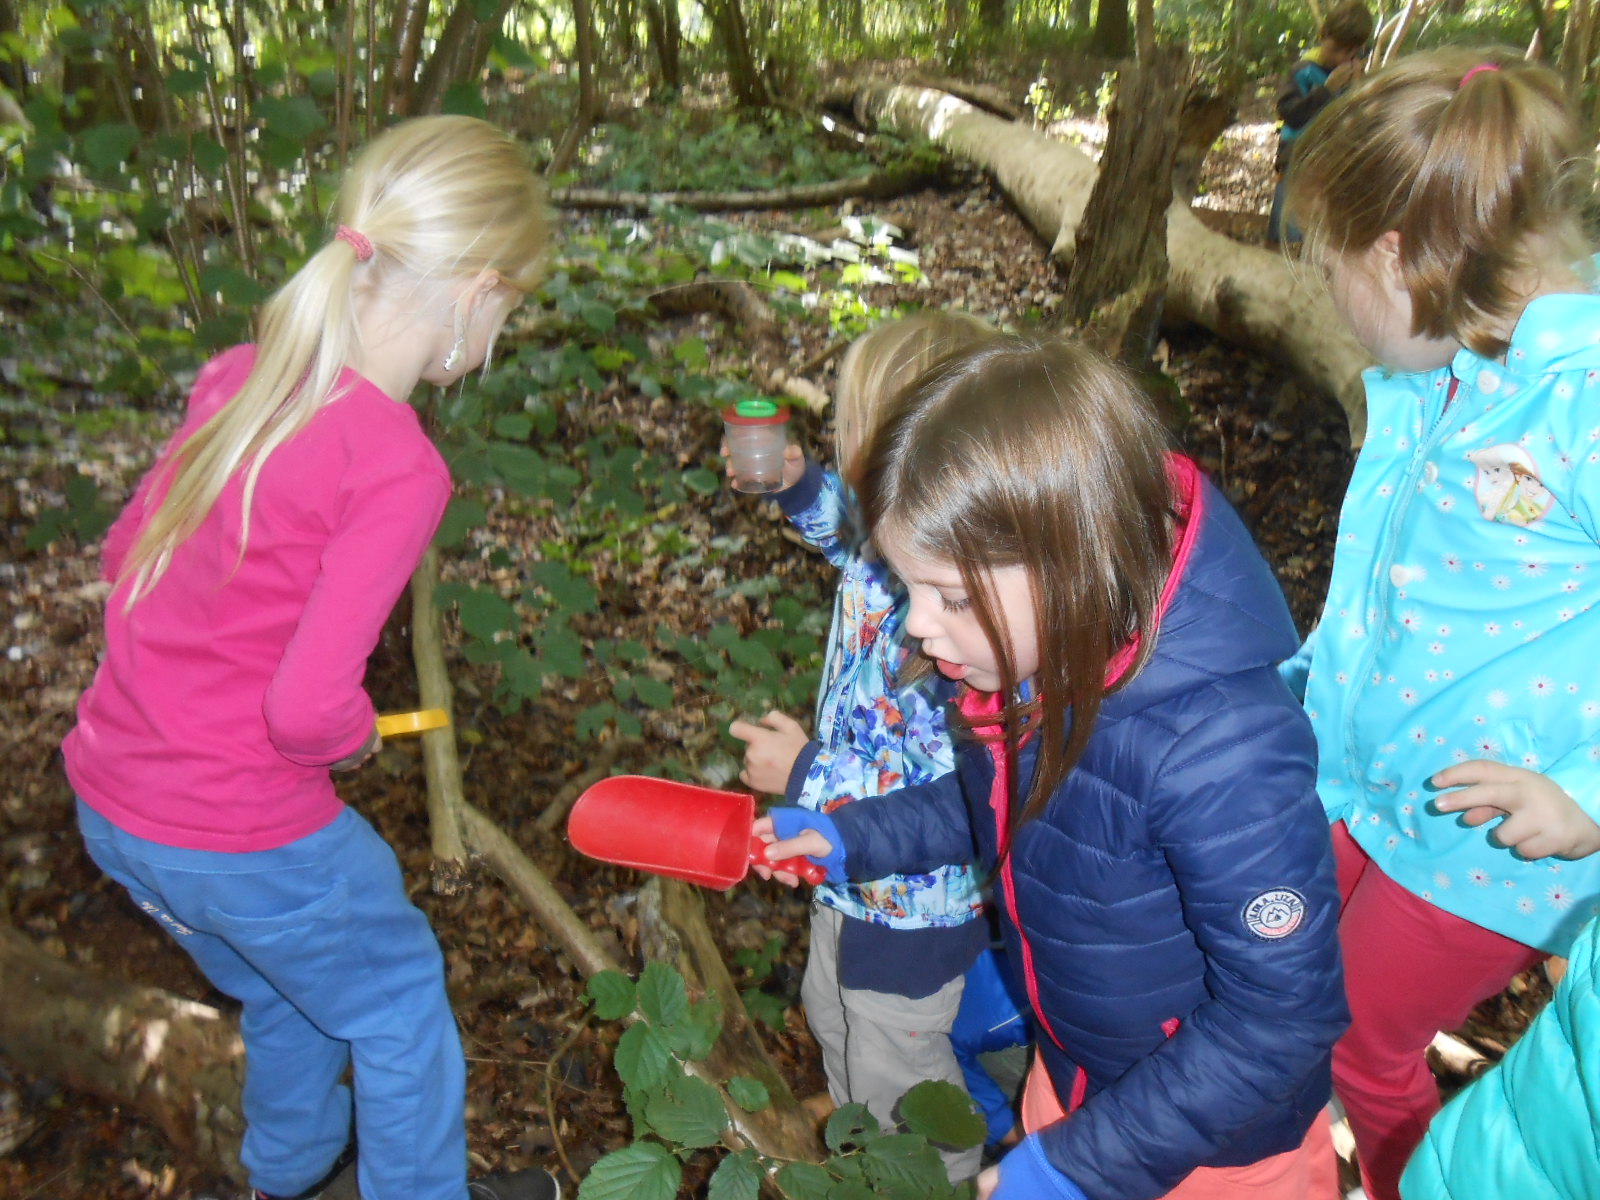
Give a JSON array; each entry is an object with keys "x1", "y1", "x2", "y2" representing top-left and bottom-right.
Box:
[{"x1": 756, "y1": 337, "x2": 1349, "y2": 1200}]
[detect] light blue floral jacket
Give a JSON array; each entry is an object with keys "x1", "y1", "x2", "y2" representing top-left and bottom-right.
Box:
[
  {"x1": 1291, "y1": 285, "x2": 1600, "y2": 954},
  {"x1": 777, "y1": 461, "x2": 983, "y2": 930}
]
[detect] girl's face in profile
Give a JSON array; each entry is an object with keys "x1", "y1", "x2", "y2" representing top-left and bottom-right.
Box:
[{"x1": 884, "y1": 538, "x2": 1039, "y2": 693}]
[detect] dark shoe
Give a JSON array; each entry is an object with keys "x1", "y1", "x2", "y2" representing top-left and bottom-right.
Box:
[{"x1": 467, "y1": 1167, "x2": 562, "y2": 1200}]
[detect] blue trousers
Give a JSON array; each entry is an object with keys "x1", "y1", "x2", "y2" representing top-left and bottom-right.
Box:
[{"x1": 77, "y1": 801, "x2": 467, "y2": 1200}]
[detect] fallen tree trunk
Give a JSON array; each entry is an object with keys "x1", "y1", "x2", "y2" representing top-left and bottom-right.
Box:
[
  {"x1": 0, "y1": 923, "x2": 247, "y2": 1181},
  {"x1": 848, "y1": 82, "x2": 1373, "y2": 443},
  {"x1": 552, "y1": 167, "x2": 934, "y2": 213}
]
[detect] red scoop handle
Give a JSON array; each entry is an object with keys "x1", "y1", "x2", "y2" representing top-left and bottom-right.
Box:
[{"x1": 749, "y1": 837, "x2": 828, "y2": 886}]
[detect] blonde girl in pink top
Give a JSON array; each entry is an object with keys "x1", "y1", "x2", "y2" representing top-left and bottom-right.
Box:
[{"x1": 64, "y1": 117, "x2": 559, "y2": 1200}]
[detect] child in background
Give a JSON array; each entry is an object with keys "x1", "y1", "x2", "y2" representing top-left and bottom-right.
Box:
[
  {"x1": 1282, "y1": 48, "x2": 1600, "y2": 1200},
  {"x1": 729, "y1": 312, "x2": 996, "y2": 1181},
  {"x1": 757, "y1": 336, "x2": 1348, "y2": 1200},
  {"x1": 1268, "y1": 1, "x2": 1374, "y2": 247},
  {"x1": 64, "y1": 117, "x2": 558, "y2": 1200},
  {"x1": 1398, "y1": 911, "x2": 1600, "y2": 1200}
]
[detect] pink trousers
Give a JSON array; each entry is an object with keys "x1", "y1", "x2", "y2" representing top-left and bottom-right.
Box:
[
  {"x1": 1020, "y1": 1056, "x2": 1339, "y2": 1199},
  {"x1": 1330, "y1": 823, "x2": 1544, "y2": 1200}
]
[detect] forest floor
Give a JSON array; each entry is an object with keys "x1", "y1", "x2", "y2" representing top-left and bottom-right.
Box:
[{"x1": 0, "y1": 93, "x2": 1554, "y2": 1200}]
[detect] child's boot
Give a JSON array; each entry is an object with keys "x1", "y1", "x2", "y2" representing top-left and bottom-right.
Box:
[{"x1": 467, "y1": 1166, "x2": 562, "y2": 1200}]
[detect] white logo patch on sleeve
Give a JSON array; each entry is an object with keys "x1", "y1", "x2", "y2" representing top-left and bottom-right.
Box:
[{"x1": 1243, "y1": 889, "x2": 1307, "y2": 941}]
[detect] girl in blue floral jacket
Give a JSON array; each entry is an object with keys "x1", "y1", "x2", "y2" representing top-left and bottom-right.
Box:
[{"x1": 729, "y1": 312, "x2": 995, "y2": 1179}]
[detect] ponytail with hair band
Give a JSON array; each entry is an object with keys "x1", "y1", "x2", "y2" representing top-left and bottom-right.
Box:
[{"x1": 335, "y1": 224, "x2": 374, "y2": 262}]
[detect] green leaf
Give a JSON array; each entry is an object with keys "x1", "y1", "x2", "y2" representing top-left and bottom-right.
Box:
[
  {"x1": 726, "y1": 1076, "x2": 770, "y2": 1113},
  {"x1": 862, "y1": 1133, "x2": 947, "y2": 1198},
  {"x1": 576, "y1": 701, "x2": 618, "y2": 740},
  {"x1": 632, "y1": 676, "x2": 673, "y2": 709},
  {"x1": 727, "y1": 639, "x2": 779, "y2": 673},
  {"x1": 79, "y1": 122, "x2": 139, "y2": 172},
  {"x1": 538, "y1": 628, "x2": 588, "y2": 679},
  {"x1": 673, "y1": 336, "x2": 708, "y2": 368},
  {"x1": 683, "y1": 467, "x2": 721, "y2": 496},
  {"x1": 455, "y1": 586, "x2": 516, "y2": 640},
  {"x1": 493, "y1": 412, "x2": 534, "y2": 440},
  {"x1": 636, "y1": 961, "x2": 688, "y2": 1027},
  {"x1": 829, "y1": 1183, "x2": 878, "y2": 1200},
  {"x1": 824, "y1": 1103, "x2": 880, "y2": 1153},
  {"x1": 661, "y1": 996, "x2": 721, "y2": 1062},
  {"x1": 580, "y1": 300, "x2": 617, "y2": 333},
  {"x1": 897, "y1": 1080, "x2": 986, "y2": 1150},
  {"x1": 255, "y1": 94, "x2": 325, "y2": 140},
  {"x1": 167, "y1": 66, "x2": 208, "y2": 96},
  {"x1": 433, "y1": 497, "x2": 487, "y2": 548},
  {"x1": 192, "y1": 136, "x2": 229, "y2": 174},
  {"x1": 531, "y1": 560, "x2": 598, "y2": 614},
  {"x1": 442, "y1": 82, "x2": 487, "y2": 118},
  {"x1": 642, "y1": 1074, "x2": 728, "y2": 1148},
  {"x1": 197, "y1": 266, "x2": 270, "y2": 306},
  {"x1": 707, "y1": 1148, "x2": 763, "y2": 1200},
  {"x1": 774, "y1": 1162, "x2": 835, "y2": 1200},
  {"x1": 587, "y1": 970, "x2": 636, "y2": 1021},
  {"x1": 576, "y1": 1141, "x2": 680, "y2": 1200},
  {"x1": 613, "y1": 1021, "x2": 674, "y2": 1092}
]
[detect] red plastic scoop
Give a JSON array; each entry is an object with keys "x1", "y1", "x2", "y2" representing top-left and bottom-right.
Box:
[{"x1": 566, "y1": 775, "x2": 827, "y2": 889}]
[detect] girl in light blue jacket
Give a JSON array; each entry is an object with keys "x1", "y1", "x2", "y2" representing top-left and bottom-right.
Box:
[{"x1": 1283, "y1": 47, "x2": 1600, "y2": 1200}]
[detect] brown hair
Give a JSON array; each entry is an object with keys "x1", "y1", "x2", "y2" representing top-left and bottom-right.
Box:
[
  {"x1": 1321, "y1": 2, "x2": 1374, "y2": 50},
  {"x1": 834, "y1": 310, "x2": 997, "y2": 478},
  {"x1": 857, "y1": 336, "x2": 1174, "y2": 840},
  {"x1": 1286, "y1": 47, "x2": 1591, "y2": 359}
]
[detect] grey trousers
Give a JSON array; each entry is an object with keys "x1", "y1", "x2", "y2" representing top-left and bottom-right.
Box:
[{"x1": 801, "y1": 902, "x2": 983, "y2": 1182}]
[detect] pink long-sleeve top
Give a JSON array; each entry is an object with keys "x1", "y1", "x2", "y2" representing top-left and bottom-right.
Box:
[{"x1": 63, "y1": 345, "x2": 452, "y2": 852}]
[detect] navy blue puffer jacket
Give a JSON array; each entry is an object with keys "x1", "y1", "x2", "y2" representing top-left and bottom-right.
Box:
[{"x1": 829, "y1": 461, "x2": 1348, "y2": 1200}]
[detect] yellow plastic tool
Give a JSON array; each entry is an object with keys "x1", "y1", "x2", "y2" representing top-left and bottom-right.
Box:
[{"x1": 375, "y1": 708, "x2": 451, "y2": 738}]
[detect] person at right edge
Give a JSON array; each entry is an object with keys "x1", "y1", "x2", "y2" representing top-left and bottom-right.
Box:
[
  {"x1": 1268, "y1": 1, "x2": 1374, "y2": 248},
  {"x1": 1282, "y1": 47, "x2": 1600, "y2": 1200}
]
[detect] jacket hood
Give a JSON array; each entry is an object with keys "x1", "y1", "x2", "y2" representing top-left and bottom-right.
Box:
[{"x1": 1102, "y1": 456, "x2": 1300, "y2": 718}]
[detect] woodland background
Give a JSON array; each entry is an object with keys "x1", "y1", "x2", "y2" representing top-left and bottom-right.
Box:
[{"x1": 0, "y1": 0, "x2": 1585, "y2": 1196}]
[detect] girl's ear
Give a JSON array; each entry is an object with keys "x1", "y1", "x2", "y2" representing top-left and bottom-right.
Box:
[
  {"x1": 1372, "y1": 230, "x2": 1406, "y2": 294},
  {"x1": 455, "y1": 268, "x2": 504, "y2": 317}
]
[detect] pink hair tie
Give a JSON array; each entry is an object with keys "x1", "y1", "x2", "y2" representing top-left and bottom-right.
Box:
[
  {"x1": 1460, "y1": 63, "x2": 1500, "y2": 87},
  {"x1": 335, "y1": 224, "x2": 374, "y2": 262}
]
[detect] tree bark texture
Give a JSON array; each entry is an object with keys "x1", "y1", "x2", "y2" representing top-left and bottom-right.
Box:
[
  {"x1": 849, "y1": 81, "x2": 1372, "y2": 442},
  {"x1": 1063, "y1": 49, "x2": 1186, "y2": 367},
  {"x1": 408, "y1": 545, "x2": 471, "y2": 894},
  {"x1": 643, "y1": 0, "x2": 683, "y2": 91},
  {"x1": 0, "y1": 923, "x2": 247, "y2": 1182},
  {"x1": 552, "y1": 166, "x2": 932, "y2": 213},
  {"x1": 546, "y1": 0, "x2": 601, "y2": 179},
  {"x1": 706, "y1": 0, "x2": 771, "y2": 108}
]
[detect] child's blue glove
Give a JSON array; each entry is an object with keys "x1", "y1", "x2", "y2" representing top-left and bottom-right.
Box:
[
  {"x1": 991, "y1": 1134, "x2": 1088, "y2": 1200},
  {"x1": 768, "y1": 807, "x2": 847, "y2": 884}
]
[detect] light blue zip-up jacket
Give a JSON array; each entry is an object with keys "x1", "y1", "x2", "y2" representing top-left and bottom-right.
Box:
[
  {"x1": 1400, "y1": 913, "x2": 1600, "y2": 1200},
  {"x1": 1297, "y1": 286, "x2": 1600, "y2": 954},
  {"x1": 777, "y1": 460, "x2": 983, "y2": 930}
]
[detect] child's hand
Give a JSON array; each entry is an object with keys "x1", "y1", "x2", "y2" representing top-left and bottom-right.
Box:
[
  {"x1": 729, "y1": 711, "x2": 810, "y2": 794},
  {"x1": 976, "y1": 1166, "x2": 1000, "y2": 1200},
  {"x1": 330, "y1": 728, "x2": 381, "y2": 772},
  {"x1": 1432, "y1": 761, "x2": 1600, "y2": 860},
  {"x1": 750, "y1": 814, "x2": 835, "y2": 887},
  {"x1": 720, "y1": 441, "x2": 805, "y2": 491}
]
